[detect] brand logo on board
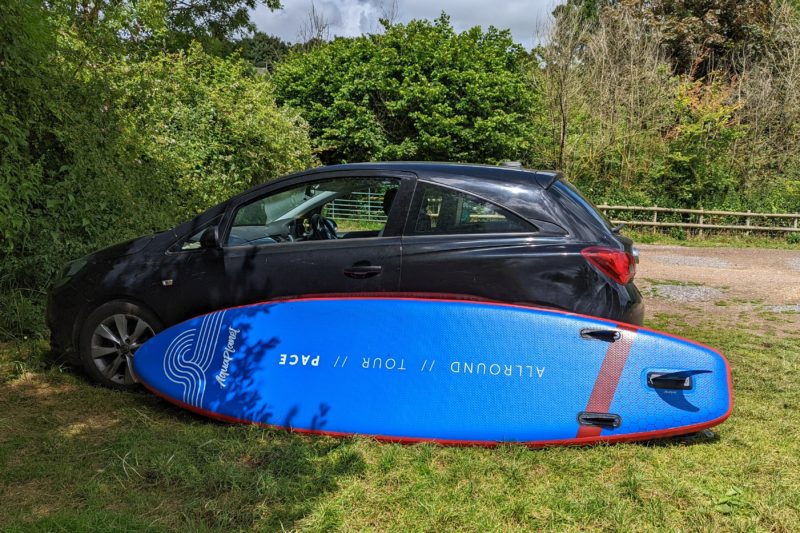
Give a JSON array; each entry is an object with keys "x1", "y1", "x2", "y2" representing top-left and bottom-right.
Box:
[{"x1": 215, "y1": 326, "x2": 240, "y2": 389}]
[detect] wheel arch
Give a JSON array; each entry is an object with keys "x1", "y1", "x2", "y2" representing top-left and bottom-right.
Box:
[{"x1": 71, "y1": 295, "x2": 167, "y2": 351}]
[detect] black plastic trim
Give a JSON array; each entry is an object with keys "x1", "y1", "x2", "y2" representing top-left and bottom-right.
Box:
[{"x1": 577, "y1": 411, "x2": 622, "y2": 429}]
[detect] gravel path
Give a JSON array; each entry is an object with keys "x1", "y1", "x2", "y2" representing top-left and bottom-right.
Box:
[
  {"x1": 649, "y1": 285, "x2": 725, "y2": 303},
  {"x1": 649, "y1": 254, "x2": 732, "y2": 269},
  {"x1": 636, "y1": 244, "x2": 800, "y2": 337},
  {"x1": 767, "y1": 304, "x2": 800, "y2": 313},
  {"x1": 638, "y1": 245, "x2": 800, "y2": 305}
]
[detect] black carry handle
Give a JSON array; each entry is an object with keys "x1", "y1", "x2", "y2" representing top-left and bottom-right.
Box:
[
  {"x1": 577, "y1": 411, "x2": 622, "y2": 429},
  {"x1": 580, "y1": 328, "x2": 621, "y2": 342},
  {"x1": 343, "y1": 265, "x2": 383, "y2": 279}
]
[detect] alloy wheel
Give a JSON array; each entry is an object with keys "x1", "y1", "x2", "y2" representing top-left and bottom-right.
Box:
[{"x1": 90, "y1": 314, "x2": 154, "y2": 385}]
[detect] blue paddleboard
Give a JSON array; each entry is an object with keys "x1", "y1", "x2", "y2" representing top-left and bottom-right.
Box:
[{"x1": 132, "y1": 297, "x2": 732, "y2": 446}]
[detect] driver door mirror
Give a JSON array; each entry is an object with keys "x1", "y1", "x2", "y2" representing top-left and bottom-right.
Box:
[{"x1": 200, "y1": 225, "x2": 221, "y2": 249}]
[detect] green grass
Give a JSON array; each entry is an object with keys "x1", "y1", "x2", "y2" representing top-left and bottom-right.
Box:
[
  {"x1": 642, "y1": 278, "x2": 705, "y2": 287},
  {"x1": 2, "y1": 315, "x2": 799, "y2": 531},
  {"x1": 624, "y1": 229, "x2": 800, "y2": 249}
]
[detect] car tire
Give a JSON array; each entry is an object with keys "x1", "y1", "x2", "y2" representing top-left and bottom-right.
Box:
[{"x1": 79, "y1": 300, "x2": 163, "y2": 391}]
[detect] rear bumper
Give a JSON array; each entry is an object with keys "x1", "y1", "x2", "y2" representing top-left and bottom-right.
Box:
[{"x1": 621, "y1": 283, "x2": 645, "y2": 326}]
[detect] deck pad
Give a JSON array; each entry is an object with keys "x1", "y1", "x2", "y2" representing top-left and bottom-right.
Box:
[{"x1": 132, "y1": 297, "x2": 732, "y2": 446}]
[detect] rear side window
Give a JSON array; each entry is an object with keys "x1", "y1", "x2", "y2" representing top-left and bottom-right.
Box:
[
  {"x1": 410, "y1": 182, "x2": 535, "y2": 236},
  {"x1": 552, "y1": 180, "x2": 615, "y2": 233}
]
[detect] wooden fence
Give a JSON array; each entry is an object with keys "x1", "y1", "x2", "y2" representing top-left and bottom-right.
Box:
[{"x1": 597, "y1": 205, "x2": 800, "y2": 234}]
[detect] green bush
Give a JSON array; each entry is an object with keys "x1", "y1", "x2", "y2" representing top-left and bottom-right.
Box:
[
  {"x1": 118, "y1": 43, "x2": 316, "y2": 216},
  {"x1": 0, "y1": 5, "x2": 315, "y2": 339},
  {"x1": 273, "y1": 15, "x2": 540, "y2": 164},
  {"x1": 649, "y1": 81, "x2": 744, "y2": 207}
]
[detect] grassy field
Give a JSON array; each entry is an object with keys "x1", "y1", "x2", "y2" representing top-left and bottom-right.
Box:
[
  {"x1": 624, "y1": 229, "x2": 800, "y2": 249},
  {"x1": 1, "y1": 312, "x2": 799, "y2": 531}
]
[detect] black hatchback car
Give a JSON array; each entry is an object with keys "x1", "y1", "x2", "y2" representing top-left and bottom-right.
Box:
[{"x1": 48, "y1": 162, "x2": 643, "y2": 389}]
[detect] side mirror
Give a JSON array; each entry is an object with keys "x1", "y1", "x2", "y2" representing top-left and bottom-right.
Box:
[{"x1": 200, "y1": 225, "x2": 221, "y2": 249}]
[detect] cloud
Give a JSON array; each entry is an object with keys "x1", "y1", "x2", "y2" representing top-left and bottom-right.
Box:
[{"x1": 249, "y1": 0, "x2": 557, "y2": 48}]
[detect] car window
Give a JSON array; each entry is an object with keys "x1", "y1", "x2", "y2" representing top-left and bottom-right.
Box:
[
  {"x1": 174, "y1": 217, "x2": 222, "y2": 251},
  {"x1": 180, "y1": 227, "x2": 206, "y2": 251},
  {"x1": 410, "y1": 182, "x2": 534, "y2": 235},
  {"x1": 553, "y1": 179, "x2": 615, "y2": 233},
  {"x1": 226, "y1": 177, "x2": 401, "y2": 246}
]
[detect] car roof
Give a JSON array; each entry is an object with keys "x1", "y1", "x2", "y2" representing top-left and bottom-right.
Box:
[{"x1": 303, "y1": 162, "x2": 561, "y2": 189}]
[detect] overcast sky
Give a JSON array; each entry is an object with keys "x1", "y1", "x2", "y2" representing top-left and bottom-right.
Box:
[{"x1": 250, "y1": 0, "x2": 558, "y2": 49}]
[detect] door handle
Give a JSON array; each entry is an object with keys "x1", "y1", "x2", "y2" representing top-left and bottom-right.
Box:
[{"x1": 343, "y1": 265, "x2": 382, "y2": 279}]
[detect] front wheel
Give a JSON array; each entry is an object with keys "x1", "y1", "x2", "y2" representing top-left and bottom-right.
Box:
[{"x1": 79, "y1": 301, "x2": 163, "y2": 390}]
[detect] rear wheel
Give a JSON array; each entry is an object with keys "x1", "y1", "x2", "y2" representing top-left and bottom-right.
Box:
[{"x1": 79, "y1": 301, "x2": 162, "y2": 390}]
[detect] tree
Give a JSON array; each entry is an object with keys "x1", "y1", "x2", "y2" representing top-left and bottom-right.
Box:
[
  {"x1": 273, "y1": 15, "x2": 540, "y2": 164},
  {"x1": 536, "y1": 3, "x2": 591, "y2": 170},
  {"x1": 555, "y1": 0, "x2": 774, "y2": 78},
  {"x1": 536, "y1": 3, "x2": 678, "y2": 196},
  {"x1": 236, "y1": 32, "x2": 290, "y2": 70},
  {"x1": 643, "y1": 0, "x2": 773, "y2": 77},
  {"x1": 45, "y1": 0, "x2": 283, "y2": 53},
  {"x1": 121, "y1": 43, "x2": 316, "y2": 213},
  {"x1": 298, "y1": 1, "x2": 332, "y2": 46},
  {"x1": 0, "y1": 5, "x2": 315, "y2": 337},
  {"x1": 166, "y1": 0, "x2": 282, "y2": 51},
  {"x1": 552, "y1": 0, "x2": 617, "y2": 25}
]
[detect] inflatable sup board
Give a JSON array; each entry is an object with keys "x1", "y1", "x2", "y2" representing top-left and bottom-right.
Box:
[{"x1": 132, "y1": 297, "x2": 732, "y2": 446}]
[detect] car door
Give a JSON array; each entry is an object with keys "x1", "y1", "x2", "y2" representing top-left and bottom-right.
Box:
[
  {"x1": 398, "y1": 181, "x2": 566, "y2": 305},
  {"x1": 218, "y1": 172, "x2": 415, "y2": 307}
]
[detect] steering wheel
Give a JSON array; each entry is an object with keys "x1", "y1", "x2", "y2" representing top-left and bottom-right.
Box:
[{"x1": 310, "y1": 213, "x2": 339, "y2": 240}]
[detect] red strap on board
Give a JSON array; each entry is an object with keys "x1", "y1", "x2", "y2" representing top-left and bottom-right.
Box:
[{"x1": 576, "y1": 328, "x2": 636, "y2": 438}]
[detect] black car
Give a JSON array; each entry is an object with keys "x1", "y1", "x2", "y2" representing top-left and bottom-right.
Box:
[{"x1": 47, "y1": 162, "x2": 643, "y2": 389}]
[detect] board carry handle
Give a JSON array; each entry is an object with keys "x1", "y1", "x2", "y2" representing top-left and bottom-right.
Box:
[
  {"x1": 577, "y1": 411, "x2": 622, "y2": 429},
  {"x1": 580, "y1": 328, "x2": 621, "y2": 342}
]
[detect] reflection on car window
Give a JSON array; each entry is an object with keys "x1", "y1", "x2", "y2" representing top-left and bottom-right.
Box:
[
  {"x1": 177, "y1": 218, "x2": 222, "y2": 251},
  {"x1": 555, "y1": 180, "x2": 615, "y2": 231},
  {"x1": 226, "y1": 177, "x2": 401, "y2": 246},
  {"x1": 180, "y1": 227, "x2": 206, "y2": 250},
  {"x1": 411, "y1": 183, "x2": 534, "y2": 235}
]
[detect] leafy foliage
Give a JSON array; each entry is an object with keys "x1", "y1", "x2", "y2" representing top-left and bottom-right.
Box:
[
  {"x1": 650, "y1": 81, "x2": 744, "y2": 206},
  {"x1": 0, "y1": 3, "x2": 314, "y2": 338},
  {"x1": 118, "y1": 43, "x2": 315, "y2": 215},
  {"x1": 273, "y1": 15, "x2": 540, "y2": 164},
  {"x1": 558, "y1": 0, "x2": 774, "y2": 78},
  {"x1": 236, "y1": 32, "x2": 291, "y2": 70},
  {"x1": 45, "y1": 0, "x2": 281, "y2": 53},
  {"x1": 537, "y1": 1, "x2": 800, "y2": 211},
  {"x1": 3, "y1": 1, "x2": 800, "y2": 340},
  {"x1": 167, "y1": 0, "x2": 282, "y2": 49},
  {"x1": 645, "y1": 0, "x2": 773, "y2": 77}
]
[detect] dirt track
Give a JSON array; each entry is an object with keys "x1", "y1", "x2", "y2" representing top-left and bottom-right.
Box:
[{"x1": 636, "y1": 244, "x2": 800, "y2": 331}]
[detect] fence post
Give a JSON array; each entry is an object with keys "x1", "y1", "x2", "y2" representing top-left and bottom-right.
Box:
[
  {"x1": 698, "y1": 213, "x2": 704, "y2": 237},
  {"x1": 652, "y1": 205, "x2": 658, "y2": 234},
  {"x1": 746, "y1": 211, "x2": 751, "y2": 236}
]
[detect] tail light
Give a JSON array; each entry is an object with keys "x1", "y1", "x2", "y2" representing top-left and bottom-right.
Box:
[{"x1": 581, "y1": 246, "x2": 636, "y2": 284}]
